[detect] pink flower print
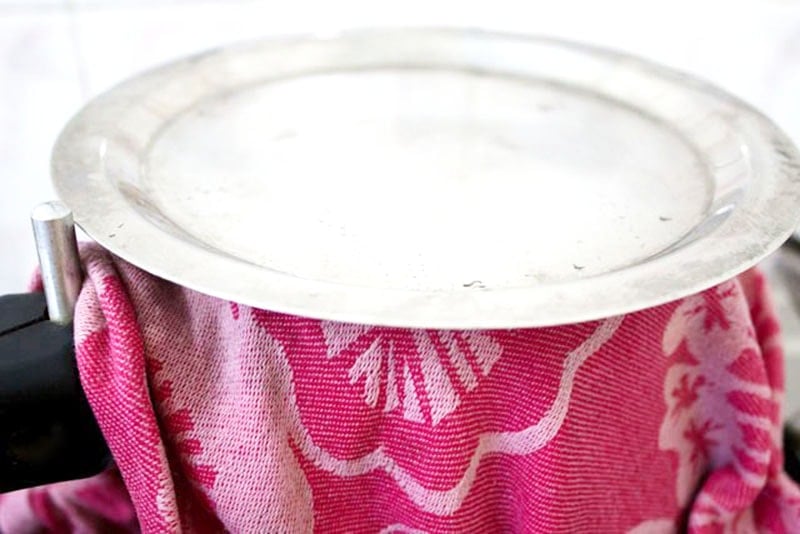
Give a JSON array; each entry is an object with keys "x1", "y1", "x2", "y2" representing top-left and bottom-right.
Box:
[
  {"x1": 252, "y1": 309, "x2": 622, "y2": 519},
  {"x1": 322, "y1": 323, "x2": 502, "y2": 425},
  {"x1": 684, "y1": 419, "x2": 721, "y2": 464},
  {"x1": 685, "y1": 284, "x2": 737, "y2": 333},
  {"x1": 671, "y1": 374, "x2": 706, "y2": 414},
  {"x1": 671, "y1": 340, "x2": 700, "y2": 367}
]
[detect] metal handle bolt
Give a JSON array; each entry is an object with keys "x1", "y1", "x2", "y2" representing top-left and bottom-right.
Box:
[{"x1": 30, "y1": 201, "x2": 82, "y2": 324}]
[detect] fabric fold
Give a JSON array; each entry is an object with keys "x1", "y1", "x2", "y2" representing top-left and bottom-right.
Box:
[{"x1": 1, "y1": 244, "x2": 798, "y2": 533}]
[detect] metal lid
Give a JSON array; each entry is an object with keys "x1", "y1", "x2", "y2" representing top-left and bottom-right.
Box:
[{"x1": 52, "y1": 29, "x2": 800, "y2": 328}]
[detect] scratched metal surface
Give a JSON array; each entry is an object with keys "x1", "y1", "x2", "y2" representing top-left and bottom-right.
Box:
[{"x1": 52, "y1": 29, "x2": 800, "y2": 328}]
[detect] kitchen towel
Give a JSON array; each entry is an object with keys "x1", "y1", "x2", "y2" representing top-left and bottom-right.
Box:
[
  {"x1": 3, "y1": 243, "x2": 800, "y2": 532},
  {"x1": 0, "y1": 469, "x2": 136, "y2": 533}
]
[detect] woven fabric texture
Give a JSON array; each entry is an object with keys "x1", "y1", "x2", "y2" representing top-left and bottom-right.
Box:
[{"x1": 2, "y1": 244, "x2": 799, "y2": 533}]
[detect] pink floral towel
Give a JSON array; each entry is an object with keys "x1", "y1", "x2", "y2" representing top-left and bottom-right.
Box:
[
  {"x1": 4, "y1": 244, "x2": 800, "y2": 532},
  {"x1": 0, "y1": 469, "x2": 136, "y2": 533}
]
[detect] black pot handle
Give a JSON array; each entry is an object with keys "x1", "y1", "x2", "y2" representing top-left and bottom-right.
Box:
[{"x1": 0, "y1": 292, "x2": 109, "y2": 492}]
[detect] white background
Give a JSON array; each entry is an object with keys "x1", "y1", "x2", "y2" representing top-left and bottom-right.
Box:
[{"x1": 1, "y1": 0, "x2": 799, "y2": 415}]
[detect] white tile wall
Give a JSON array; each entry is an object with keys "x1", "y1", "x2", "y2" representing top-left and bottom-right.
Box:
[
  {"x1": 0, "y1": 8, "x2": 82, "y2": 288},
  {"x1": 0, "y1": 0, "x2": 798, "y2": 414}
]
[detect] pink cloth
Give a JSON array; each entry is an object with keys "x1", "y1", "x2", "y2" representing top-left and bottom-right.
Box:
[
  {"x1": 0, "y1": 469, "x2": 137, "y2": 533},
  {"x1": 4, "y1": 244, "x2": 800, "y2": 532}
]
